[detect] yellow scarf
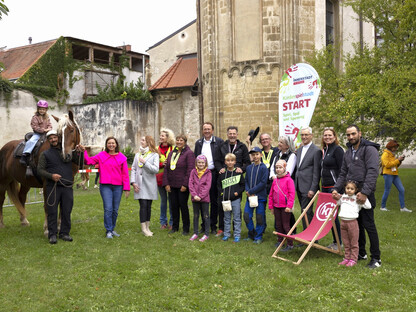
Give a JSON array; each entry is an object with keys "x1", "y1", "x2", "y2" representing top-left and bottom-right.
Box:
[{"x1": 197, "y1": 168, "x2": 207, "y2": 179}]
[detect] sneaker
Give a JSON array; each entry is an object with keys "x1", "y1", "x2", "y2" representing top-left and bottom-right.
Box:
[
  {"x1": 222, "y1": 236, "x2": 229, "y2": 241},
  {"x1": 294, "y1": 243, "x2": 305, "y2": 248},
  {"x1": 182, "y1": 231, "x2": 189, "y2": 236},
  {"x1": 281, "y1": 245, "x2": 294, "y2": 252},
  {"x1": 275, "y1": 241, "x2": 282, "y2": 248},
  {"x1": 168, "y1": 225, "x2": 173, "y2": 230},
  {"x1": 367, "y1": 258, "x2": 381, "y2": 269},
  {"x1": 49, "y1": 235, "x2": 57, "y2": 244},
  {"x1": 243, "y1": 237, "x2": 252, "y2": 241},
  {"x1": 400, "y1": 207, "x2": 412, "y2": 213},
  {"x1": 189, "y1": 234, "x2": 198, "y2": 241},
  {"x1": 210, "y1": 229, "x2": 217, "y2": 235},
  {"x1": 94, "y1": 184, "x2": 99, "y2": 189},
  {"x1": 160, "y1": 224, "x2": 167, "y2": 229},
  {"x1": 358, "y1": 254, "x2": 368, "y2": 261},
  {"x1": 380, "y1": 207, "x2": 389, "y2": 211},
  {"x1": 346, "y1": 259, "x2": 357, "y2": 267},
  {"x1": 233, "y1": 237, "x2": 240, "y2": 243},
  {"x1": 215, "y1": 230, "x2": 224, "y2": 237},
  {"x1": 59, "y1": 234, "x2": 73, "y2": 242},
  {"x1": 327, "y1": 242, "x2": 342, "y2": 251},
  {"x1": 168, "y1": 229, "x2": 177, "y2": 234},
  {"x1": 111, "y1": 231, "x2": 120, "y2": 237},
  {"x1": 106, "y1": 232, "x2": 113, "y2": 239},
  {"x1": 338, "y1": 258, "x2": 350, "y2": 266},
  {"x1": 199, "y1": 235, "x2": 209, "y2": 242},
  {"x1": 253, "y1": 239, "x2": 263, "y2": 244}
]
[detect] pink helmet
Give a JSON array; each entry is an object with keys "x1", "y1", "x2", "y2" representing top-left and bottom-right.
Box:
[{"x1": 37, "y1": 100, "x2": 48, "y2": 108}]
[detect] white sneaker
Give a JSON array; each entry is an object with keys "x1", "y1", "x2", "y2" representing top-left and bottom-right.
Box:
[
  {"x1": 106, "y1": 232, "x2": 113, "y2": 239},
  {"x1": 380, "y1": 207, "x2": 389, "y2": 211},
  {"x1": 400, "y1": 207, "x2": 412, "y2": 213},
  {"x1": 94, "y1": 184, "x2": 99, "y2": 189}
]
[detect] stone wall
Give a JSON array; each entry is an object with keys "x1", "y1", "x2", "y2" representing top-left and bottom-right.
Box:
[{"x1": 70, "y1": 100, "x2": 157, "y2": 151}]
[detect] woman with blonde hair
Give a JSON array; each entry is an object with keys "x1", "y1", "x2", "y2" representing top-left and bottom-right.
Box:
[
  {"x1": 157, "y1": 128, "x2": 176, "y2": 229},
  {"x1": 131, "y1": 135, "x2": 160, "y2": 236}
]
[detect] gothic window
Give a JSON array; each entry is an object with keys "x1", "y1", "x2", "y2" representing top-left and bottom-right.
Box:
[{"x1": 326, "y1": 0, "x2": 335, "y2": 46}]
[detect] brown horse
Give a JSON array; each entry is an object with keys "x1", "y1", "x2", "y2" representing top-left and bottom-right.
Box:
[{"x1": 0, "y1": 111, "x2": 82, "y2": 233}]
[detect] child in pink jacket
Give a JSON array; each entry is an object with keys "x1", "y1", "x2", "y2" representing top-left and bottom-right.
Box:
[
  {"x1": 268, "y1": 160, "x2": 295, "y2": 251},
  {"x1": 188, "y1": 155, "x2": 212, "y2": 242}
]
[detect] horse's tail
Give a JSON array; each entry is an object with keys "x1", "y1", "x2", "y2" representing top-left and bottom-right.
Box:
[{"x1": 6, "y1": 181, "x2": 26, "y2": 220}]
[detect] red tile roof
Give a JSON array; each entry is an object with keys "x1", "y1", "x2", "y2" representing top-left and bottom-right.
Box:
[
  {"x1": 0, "y1": 40, "x2": 57, "y2": 80},
  {"x1": 149, "y1": 57, "x2": 198, "y2": 91}
]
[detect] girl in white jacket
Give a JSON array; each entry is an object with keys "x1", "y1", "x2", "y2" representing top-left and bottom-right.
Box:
[{"x1": 337, "y1": 181, "x2": 371, "y2": 267}]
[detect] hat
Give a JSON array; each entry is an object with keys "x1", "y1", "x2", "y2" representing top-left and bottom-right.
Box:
[
  {"x1": 276, "y1": 159, "x2": 287, "y2": 168},
  {"x1": 46, "y1": 130, "x2": 58, "y2": 138},
  {"x1": 196, "y1": 154, "x2": 207, "y2": 162},
  {"x1": 249, "y1": 146, "x2": 262, "y2": 154},
  {"x1": 248, "y1": 127, "x2": 260, "y2": 143}
]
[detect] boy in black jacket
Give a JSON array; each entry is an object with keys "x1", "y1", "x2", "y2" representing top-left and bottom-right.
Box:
[{"x1": 218, "y1": 153, "x2": 245, "y2": 243}]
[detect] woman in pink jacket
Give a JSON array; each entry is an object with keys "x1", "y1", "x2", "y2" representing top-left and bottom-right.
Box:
[
  {"x1": 188, "y1": 155, "x2": 212, "y2": 242},
  {"x1": 268, "y1": 159, "x2": 295, "y2": 251},
  {"x1": 84, "y1": 137, "x2": 130, "y2": 239}
]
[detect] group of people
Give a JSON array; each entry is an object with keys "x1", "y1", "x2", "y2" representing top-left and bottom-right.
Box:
[{"x1": 25, "y1": 101, "x2": 410, "y2": 269}]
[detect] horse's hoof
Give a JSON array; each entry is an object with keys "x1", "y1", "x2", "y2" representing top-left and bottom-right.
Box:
[{"x1": 21, "y1": 219, "x2": 30, "y2": 226}]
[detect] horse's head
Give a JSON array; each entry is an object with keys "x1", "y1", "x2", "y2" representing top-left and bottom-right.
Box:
[{"x1": 53, "y1": 111, "x2": 82, "y2": 162}]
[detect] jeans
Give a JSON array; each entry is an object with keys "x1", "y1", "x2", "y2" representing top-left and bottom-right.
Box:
[
  {"x1": 381, "y1": 174, "x2": 405, "y2": 209},
  {"x1": 100, "y1": 184, "x2": 123, "y2": 233},
  {"x1": 244, "y1": 199, "x2": 266, "y2": 240},
  {"x1": 23, "y1": 133, "x2": 41, "y2": 154},
  {"x1": 224, "y1": 198, "x2": 241, "y2": 238},
  {"x1": 158, "y1": 186, "x2": 173, "y2": 226},
  {"x1": 193, "y1": 202, "x2": 210, "y2": 236}
]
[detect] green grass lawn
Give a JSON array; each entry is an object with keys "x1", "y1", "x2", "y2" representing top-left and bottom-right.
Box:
[{"x1": 1, "y1": 170, "x2": 415, "y2": 311}]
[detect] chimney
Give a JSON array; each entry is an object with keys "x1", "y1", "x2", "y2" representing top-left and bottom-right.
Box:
[
  {"x1": 28, "y1": 37, "x2": 32, "y2": 44},
  {"x1": 117, "y1": 44, "x2": 131, "y2": 52}
]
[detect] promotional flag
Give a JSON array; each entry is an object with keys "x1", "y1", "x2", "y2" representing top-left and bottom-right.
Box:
[{"x1": 278, "y1": 63, "x2": 321, "y2": 148}]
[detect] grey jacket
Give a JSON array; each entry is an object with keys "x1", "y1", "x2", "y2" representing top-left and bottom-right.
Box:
[
  {"x1": 334, "y1": 138, "x2": 380, "y2": 196},
  {"x1": 130, "y1": 152, "x2": 159, "y2": 200},
  {"x1": 295, "y1": 143, "x2": 321, "y2": 195}
]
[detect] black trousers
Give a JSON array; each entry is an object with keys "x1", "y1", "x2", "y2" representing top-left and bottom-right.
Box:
[
  {"x1": 358, "y1": 193, "x2": 380, "y2": 260},
  {"x1": 169, "y1": 188, "x2": 190, "y2": 232},
  {"x1": 139, "y1": 199, "x2": 152, "y2": 223},
  {"x1": 297, "y1": 191, "x2": 314, "y2": 230},
  {"x1": 46, "y1": 185, "x2": 73, "y2": 238}
]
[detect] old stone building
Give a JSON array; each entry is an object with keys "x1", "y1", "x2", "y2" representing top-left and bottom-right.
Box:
[{"x1": 197, "y1": 0, "x2": 375, "y2": 141}]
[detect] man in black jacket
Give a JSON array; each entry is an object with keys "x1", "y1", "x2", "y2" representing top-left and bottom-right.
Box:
[
  {"x1": 332, "y1": 124, "x2": 381, "y2": 269},
  {"x1": 38, "y1": 130, "x2": 82, "y2": 244},
  {"x1": 194, "y1": 122, "x2": 224, "y2": 234}
]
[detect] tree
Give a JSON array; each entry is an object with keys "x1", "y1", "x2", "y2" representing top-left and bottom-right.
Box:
[
  {"x1": 0, "y1": 0, "x2": 9, "y2": 20},
  {"x1": 307, "y1": 0, "x2": 416, "y2": 150}
]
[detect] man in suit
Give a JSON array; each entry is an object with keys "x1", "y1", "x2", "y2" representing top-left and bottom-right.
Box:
[
  {"x1": 295, "y1": 127, "x2": 320, "y2": 230},
  {"x1": 194, "y1": 122, "x2": 224, "y2": 234}
]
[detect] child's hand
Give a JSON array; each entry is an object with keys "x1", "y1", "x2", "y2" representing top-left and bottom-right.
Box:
[
  {"x1": 234, "y1": 192, "x2": 238, "y2": 196},
  {"x1": 194, "y1": 196, "x2": 201, "y2": 202},
  {"x1": 285, "y1": 207, "x2": 291, "y2": 213},
  {"x1": 219, "y1": 168, "x2": 225, "y2": 174}
]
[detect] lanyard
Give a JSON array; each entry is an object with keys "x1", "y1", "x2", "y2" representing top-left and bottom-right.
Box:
[
  {"x1": 170, "y1": 151, "x2": 181, "y2": 170},
  {"x1": 228, "y1": 143, "x2": 237, "y2": 154},
  {"x1": 262, "y1": 150, "x2": 273, "y2": 168},
  {"x1": 138, "y1": 151, "x2": 151, "y2": 167}
]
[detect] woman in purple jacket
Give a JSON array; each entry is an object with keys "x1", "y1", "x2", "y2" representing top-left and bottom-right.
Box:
[
  {"x1": 163, "y1": 134, "x2": 195, "y2": 235},
  {"x1": 188, "y1": 155, "x2": 212, "y2": 242}
]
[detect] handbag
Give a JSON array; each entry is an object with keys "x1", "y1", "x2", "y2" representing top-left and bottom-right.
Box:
[
  {"x1": 222, "y1": 200, "x2": 232, "y2": 211},
  {"x1": 248, "y1": 195, "x2": 258, "y2": 207}
]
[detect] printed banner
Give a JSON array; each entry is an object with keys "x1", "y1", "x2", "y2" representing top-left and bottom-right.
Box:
[{"x1": 278, "y1": 63, "x2": 321, "y2": 148}]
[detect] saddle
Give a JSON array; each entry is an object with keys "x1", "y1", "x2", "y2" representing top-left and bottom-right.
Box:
[{"x1": 14, "y1": 132, "x2": 47, "y2": 168}]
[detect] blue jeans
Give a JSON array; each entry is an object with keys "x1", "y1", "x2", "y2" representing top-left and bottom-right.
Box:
[
  {"x1": 100, "y1": 184, "x2": 123, "y2": 232},
  {"x1": 158, "y1": 186, "x2": 172, "y2": 226},
  {"x1": 244, "y1": 199, "x2": 266, "y2": 240},
  {"x1": 224, "y1": 198, "x2": 241, "y2": 238},
  {"x1": 23, "y1": 133, "x2": 41, "y2": 154},
  {"x1": 381, "y1": 174, "x2": 405, "y2": 208}
]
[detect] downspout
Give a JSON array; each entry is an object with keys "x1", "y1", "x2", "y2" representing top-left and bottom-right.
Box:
[{"x1": 197, "y1": 0, "x2": 204, "y2": 137}]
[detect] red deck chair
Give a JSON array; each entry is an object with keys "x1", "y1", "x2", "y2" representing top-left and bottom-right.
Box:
[{"x1": 272, "y1": 191, "x2": 343, "y2": 265}]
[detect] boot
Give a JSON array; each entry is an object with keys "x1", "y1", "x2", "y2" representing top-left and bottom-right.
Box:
[
  {"x1": 20, "y1": 153, "x2": 29, "y2": 165},
  {"x1": 141, "y1": 222, "x2": 151, "y2": 237},
  {"x1": 145, "y1": 221, "x2": 153, "y2": 236}
]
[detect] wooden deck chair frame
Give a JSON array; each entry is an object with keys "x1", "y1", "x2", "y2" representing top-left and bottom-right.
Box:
[{"x1": 272, "y1": 191, "x2": 343, "y2": 265}]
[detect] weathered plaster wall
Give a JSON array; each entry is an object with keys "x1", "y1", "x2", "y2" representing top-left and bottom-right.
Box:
[{"x1": 70, "y1": 100, "x2": 157, "y2": 151}]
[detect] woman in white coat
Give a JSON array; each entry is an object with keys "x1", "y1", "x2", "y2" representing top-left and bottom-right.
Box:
[{"x1": 131, "y1": 136, "x2": 160, "y2": 236}]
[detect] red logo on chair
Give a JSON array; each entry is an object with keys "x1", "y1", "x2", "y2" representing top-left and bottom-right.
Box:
[{"x1": 316, "y1": 202, "x2": 337, "y2": 221}]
